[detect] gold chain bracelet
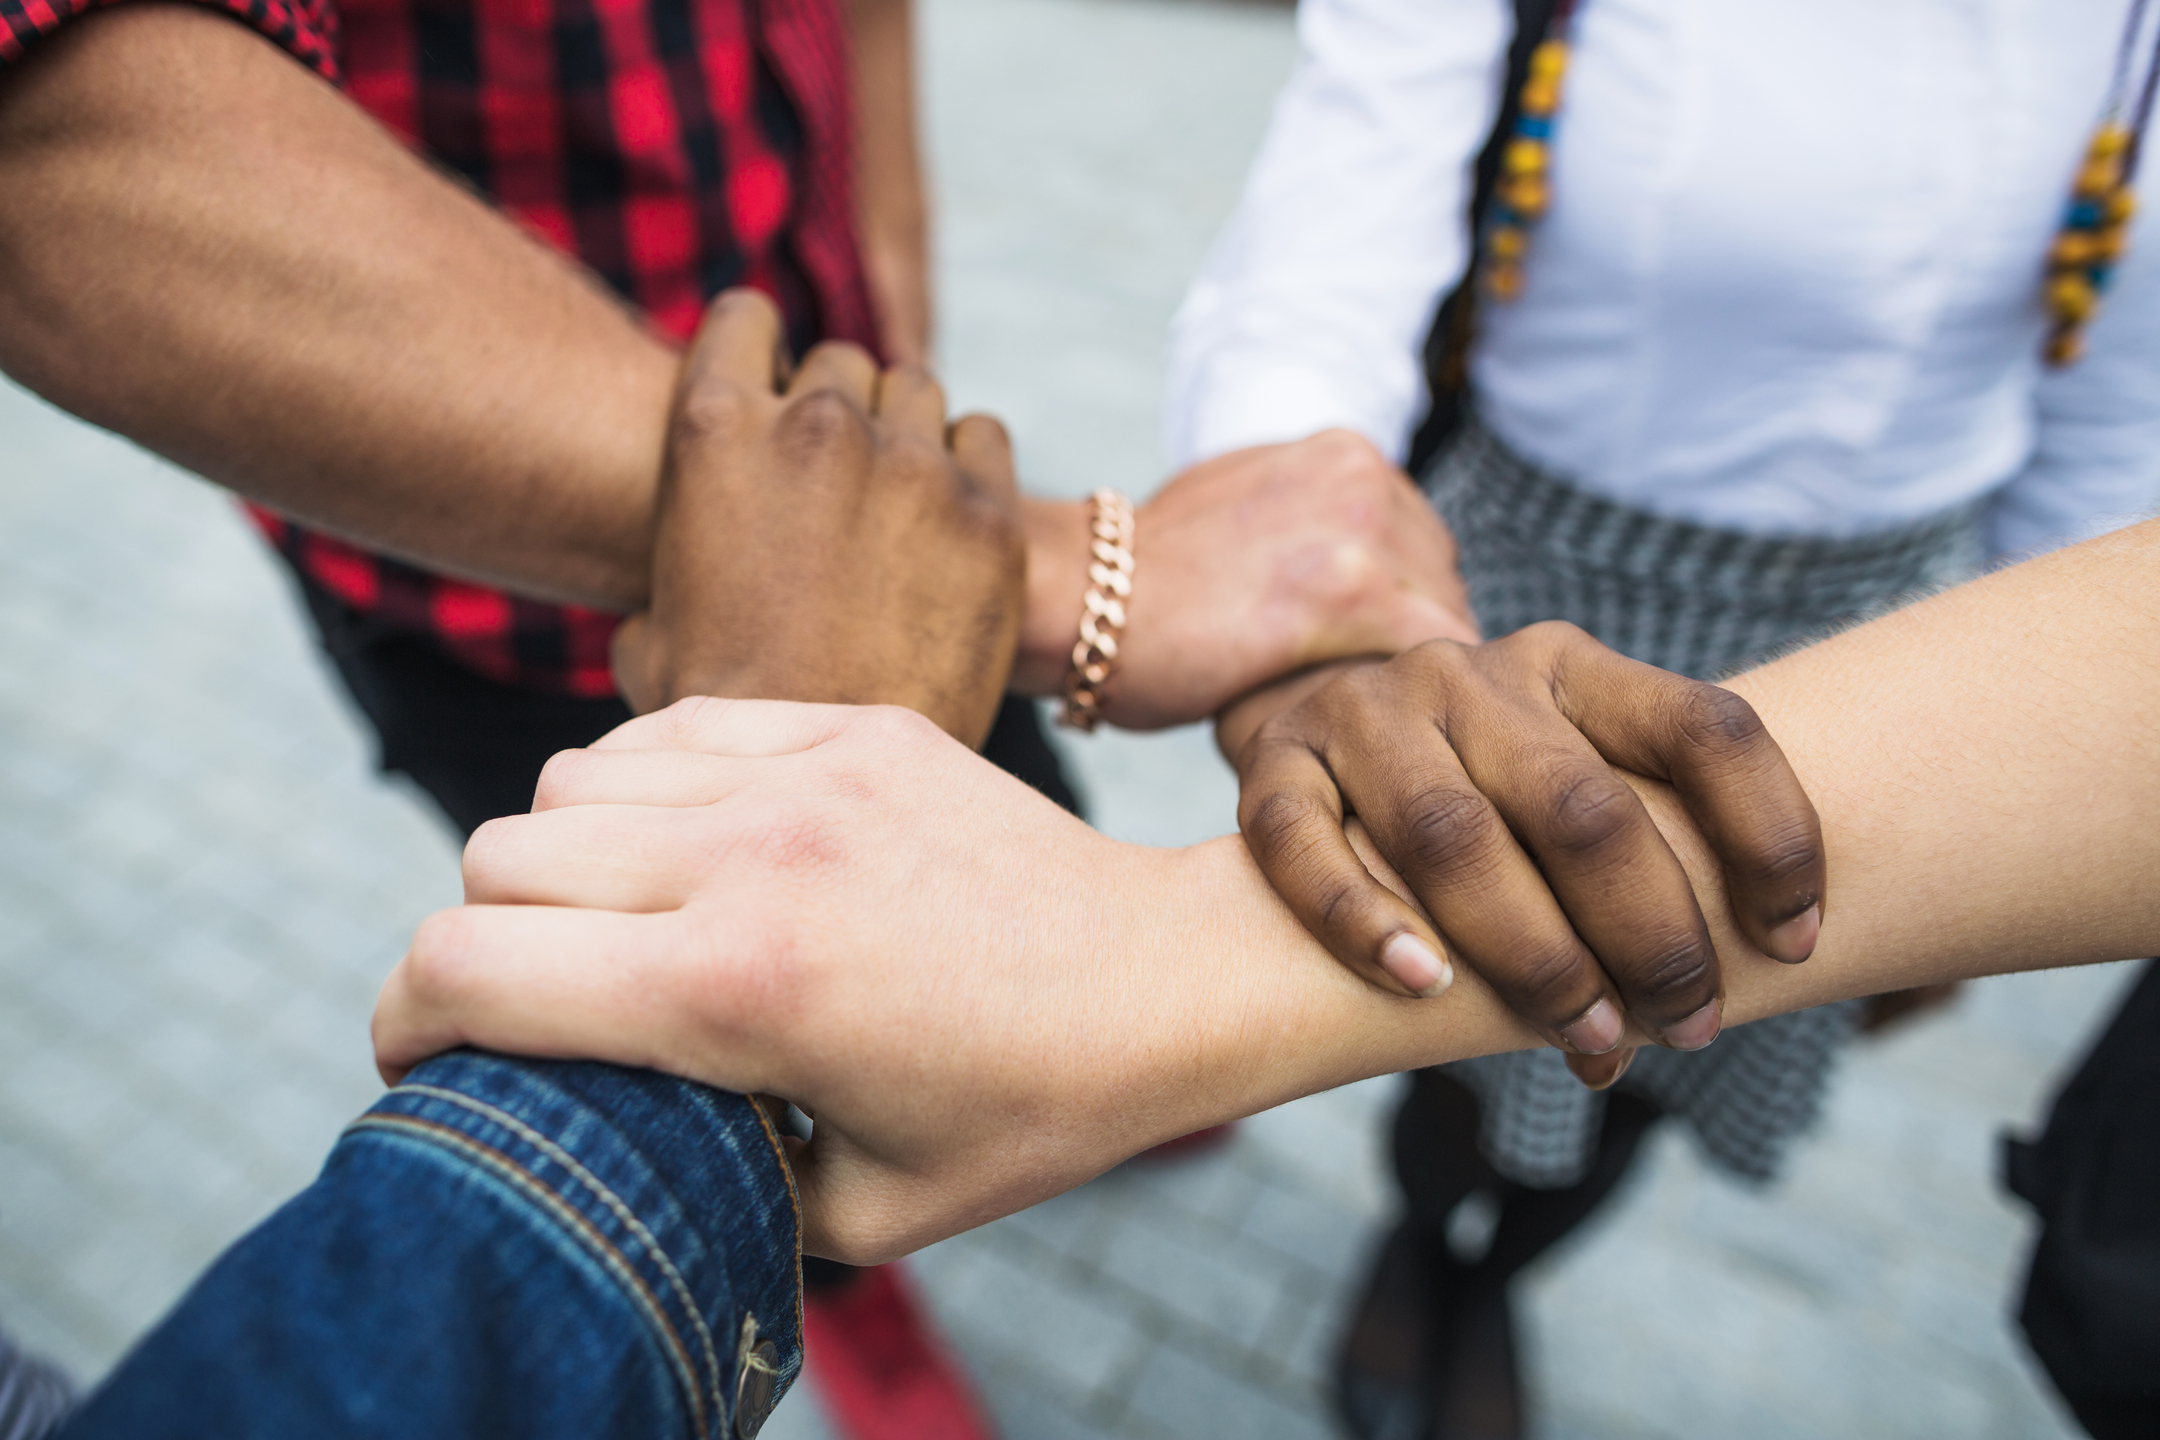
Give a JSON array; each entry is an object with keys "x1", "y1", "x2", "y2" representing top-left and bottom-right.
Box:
[{"x1": 1058, "y1": 488, "x2": 1136, "y2": 732}]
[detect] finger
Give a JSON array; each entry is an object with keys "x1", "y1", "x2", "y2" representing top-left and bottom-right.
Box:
[
  {"x1": 785, "y1": 340, "x2": 878, "y2": 409},
  {"x1": 1237, "y1": 732, "x2": 1455, "y2": 999},
  {"x1": 873, "y1": 363, "x2": 948, "y2": 437},
  {"x1": 1331, "y1": 733, "x2": 1630, "y2": 1054},
  {"x1": 1542, "y1": 628, "x2": 1827, "y2": 963},
  {"x1": 372, "y1": 904, "x2": 773, "y2": 1091},
  {"x1": 684, "y1": 288, "x2": 787, "y2": 394},
  {"x1": 531, "y1": 746, "x2": 760, "y2": 812},
  {"x1": 588, "y1": 695, "x2": 857, "y2": 756},
  {"x1": 948, "y1": 411, "x2": 1019, "y2": 502},
  {"x1": 462, "y1": 804, "x2": 719, "y2": 911},
  {"x1": 1436, "y1": 692, "x2": 1724, "y2": 1049},
  {"x1": 1565, "y1": 1046, "x2": 1637, "y2": 1090}
]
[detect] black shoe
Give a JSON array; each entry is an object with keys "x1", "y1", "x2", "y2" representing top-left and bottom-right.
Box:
[
  {"x1": 1336, "y1": 1224, "x2": 1437, "y2": 1440},
  {"x1": 1431, "y1": 1281, "x2": 1521, "y2": 1440},
  {"x1": 1333, "y1": 1223, "x2": 1524, "y2": 1440}
]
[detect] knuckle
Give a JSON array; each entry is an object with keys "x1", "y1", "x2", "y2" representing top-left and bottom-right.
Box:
[
  {"x1": 1239, "y1": 786, "x2": 1326, "y2": 861},
  {"x1": 953, "y1": 411, "x2": 1012, "y2": 450},
  {"x1": 803, "y1": 339, "x2": 875, "y2": 372},
  {"x1": 1538, "y1": 767, "x2": 1639, "y2": 857},
  {"x1": 1399, "y1": 636, "x2": 1475, "y2": 688},
  {"x1": 1745, "y1": 822, "x2": 1825, "y2": 892},
  {"x1": 712, "y1": 287, "x2": 778, "y2": 323},
  {"x1": 1397, "y1": 783, "x2": 1500, "y2": 876},
  {"x1": 888, "y1": 362, "x2": 943, "y2": 401},
  {"x1": 856, "y1": 702, "x2": 943, "y2": 751},
  {"x1": 780, "y1": 386, "x2": 871, "y2": 451},
  {"x1": 1306, "y1": 427, "x2": 1390, "y2": 484},
  {"x1": 669, "y1": 379, "x2": 756, "y2": 448},
  {"x1": 1313, "y1": 875, "x2": 1388, "y2": 938},
  {"x1": 1672, "y1": 683, "x2": 1768, "y2": 756},
  {"x1": 654, "y1": 694, "x2": 731, "y2": 748},
  {"x1": 529, "y1": 748, "x2": 594, "y2": 810},
  {"x1": 1623, "y1": 936, "x2": 1718, "y2": 1009},
  {"x1": 744, "y1": 807, "x2": 850, "y2": 886},
  {"x1": 404, "y1": 908, "x2": 485, "y2": 1002},
  {"x1": 1518, "y1": 619, "x2": 1592, "y2": 648},
  {"x1": 1504, "y1": 619, "x2": 1591, "y2": 667},
  {"x1": 1504, "y1": 939, "x2": 1601, "y2": 1014},
  {"x1": 459, "y1": 816, "x2": 519, "y2": 888}
]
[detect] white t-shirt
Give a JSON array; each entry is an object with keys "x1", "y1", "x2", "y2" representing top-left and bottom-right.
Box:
[{"x1": 1166, "y1": 0, "x2": 2160, "y2": 554}]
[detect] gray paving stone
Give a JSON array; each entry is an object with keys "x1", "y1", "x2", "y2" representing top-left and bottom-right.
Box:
[
  {"x1": 1096, "y1": 1203, "x2": 1292, "y2": 1353},
  {"x1": 989, "y1": 1178, "x2": 1125, "y2": 1267},
  {"x1": 1099, "y1": 1145, "x2": 1262, "y2": 1233},
  {"x1": 973, "y1": 1366, "x2": 1124, "y2": 1440},
  {"x1": 934, "y1": 1239, "x2": 1150, "y2": 1404},
  {"x1": 1120, "y1": 1341, "x2": 1331, "y2": 1440},
  {"x1": 1236, "y1": 1174, "x2": 1370, "y2": 1282}
]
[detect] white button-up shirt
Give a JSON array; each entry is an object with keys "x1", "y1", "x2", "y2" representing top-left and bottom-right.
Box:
[{"x1": 1166, "y1": 0, "x2": 2160, "y2": 554}]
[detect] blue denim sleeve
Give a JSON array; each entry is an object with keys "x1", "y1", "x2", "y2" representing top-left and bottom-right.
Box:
[{"x1": 55, "y1": 1052, "x2": 802, "y2": 1440}]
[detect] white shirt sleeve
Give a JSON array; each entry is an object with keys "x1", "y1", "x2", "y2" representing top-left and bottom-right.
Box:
[
  {"x1": 1990, "y1": 211, "x2": 2160, "y2": 560},
  {"x1": 1163, "y1": 0, "x2": 1511, "y2": 468}
]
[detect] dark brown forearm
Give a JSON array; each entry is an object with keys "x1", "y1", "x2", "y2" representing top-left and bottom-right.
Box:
[
  {"x1": 849, "y1": 0, "x2": 930, "y2": 365},
  {"x1": 0, "y1": 3, "x2": 677, "y2": 609}
]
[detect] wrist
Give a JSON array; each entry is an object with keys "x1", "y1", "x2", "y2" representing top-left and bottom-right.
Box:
[{"x1": 1015, "y1": 495, "x2": 1091, "y2": 696}]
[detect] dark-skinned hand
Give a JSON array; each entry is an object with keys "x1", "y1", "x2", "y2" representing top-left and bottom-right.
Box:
[
  {"x1": 1217, "y1": 623, "x2": 1826, "y2": 1088},
  {"x1": 612, "y1": 289, "x2": 1024, "y2": 747}
]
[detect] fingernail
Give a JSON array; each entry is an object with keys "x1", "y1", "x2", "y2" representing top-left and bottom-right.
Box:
[
  {"x1": 1573, "y1": 1046, "x2": 1635, "y2": 1090},
  {"x1": 1663, "y1": 999, "x2": 1722, "y2": 1051},
  {"x1": 1380, "y1": 933, "x2": 1452, "y2": 998},
  {"x1": 1559, "y1": 998, "x2": 1623, "y2": 1055},
  {"x1": 1765, "y1": 904, "x2": 1821, "y2": 964}
]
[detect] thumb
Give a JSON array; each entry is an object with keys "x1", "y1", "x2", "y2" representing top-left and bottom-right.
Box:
[{"x1": 609, "y1": 612, "x2": 665, "y2": 715}]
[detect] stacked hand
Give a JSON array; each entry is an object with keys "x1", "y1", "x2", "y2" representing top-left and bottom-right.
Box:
[
  {"x1": 1219, "y1": 625, "x2": 1825, "y2": 1087},
  {"x1": 1012, "y1": 430, "x2": 1480, "y2": 729},
  {"x1": 611, "y1": 290, "x2": 1024, "y2": 746},
  {"x1": 377, "y1": 700, "x2": 1189, "y2": 1262},
  {"x1": 369, "y1": 686, "x2": 1817, "y2": 1262},
  {"x1": 374, "y1": 303, "x2": 1833, "y2": 1257}
]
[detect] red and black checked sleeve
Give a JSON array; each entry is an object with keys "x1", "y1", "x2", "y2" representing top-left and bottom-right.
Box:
[{"x1": 0, "y1": 0, "x2": 341, "y2": 81}]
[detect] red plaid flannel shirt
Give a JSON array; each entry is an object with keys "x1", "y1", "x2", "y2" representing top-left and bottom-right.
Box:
[{"x1": 2, "y1": 0, "x2": 877, "y2": 695}]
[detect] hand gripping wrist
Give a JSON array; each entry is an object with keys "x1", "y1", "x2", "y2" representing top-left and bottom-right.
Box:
[{"x1": 1058, "y1": 489, "x2": 1136, "y2": 731}]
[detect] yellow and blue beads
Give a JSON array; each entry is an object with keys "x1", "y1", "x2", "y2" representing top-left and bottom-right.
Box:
[
  {"x1": 2045, "y1": 122, "x2": 2139, "y2": 366},
  {"x1": 1481, "y1": 35, "x2": 1570, "y2": 304}
]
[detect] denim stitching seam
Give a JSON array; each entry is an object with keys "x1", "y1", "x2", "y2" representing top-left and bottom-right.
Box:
[
  {"x1": 392, "y1": 1082, "x2": 729, "y2": 1418},
  {"x1": 344, "y1": 1114, "x2": 713, "y2": 1440}
]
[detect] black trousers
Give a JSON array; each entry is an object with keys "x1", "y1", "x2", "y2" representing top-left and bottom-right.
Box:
[
  {"x1": 1394, "y1": 1067, "x2": 1660, "y2": 1285},
  {"x1": 294, "y1": 572, "x2": 1083, "y2": 1292},
  {"x1": 296, "y1": 573, "x2": 1081, "y2": 836},
  {"x1": 2004, "y1": 959, "x2": 2160, "y2": 1440}
]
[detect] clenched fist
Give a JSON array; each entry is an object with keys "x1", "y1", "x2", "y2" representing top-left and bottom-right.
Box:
[{"x1": 613, "y1": 289, "x2": 1024, "y2": 748}]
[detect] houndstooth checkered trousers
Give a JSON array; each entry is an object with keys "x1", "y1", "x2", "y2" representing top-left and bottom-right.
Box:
[{"x1": 1426, "y1": 414, "x2": 1988, "y2": 1187}]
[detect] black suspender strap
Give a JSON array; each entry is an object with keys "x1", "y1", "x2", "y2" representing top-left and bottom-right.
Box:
[{"x1": 1405, "y1": 0, "x2": 1565, "y2": 477}]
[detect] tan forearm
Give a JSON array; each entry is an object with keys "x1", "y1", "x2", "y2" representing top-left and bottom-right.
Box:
[
  {"x1": 1708, "y1": 517, "x2": 2160, "y2": 1006},
  {"x1": 849, "y1": 0, "x2": 930, "y2": 364},
  {"x1": 1177, "y1": 519, "x2": 2160, "y2": 1123},
  {"x1": 0, "y1": 4, "x2": 676, "y2": 609}
]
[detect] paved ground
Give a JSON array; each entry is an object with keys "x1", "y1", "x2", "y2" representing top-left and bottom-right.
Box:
[{"x1": 0, "y1": 0, "x2": 2137, "y2": 1436}]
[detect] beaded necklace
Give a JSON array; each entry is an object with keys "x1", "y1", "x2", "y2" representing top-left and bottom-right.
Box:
[
  {"x1": 2045, "y1": 0, "x2": 2160, "y2": 364},
  {"x1": 1478, "y1": 0, "x2": 1580, "y2": 304},
  {"x1": 1475, "y1": 0, "x2": 2160, "y2": 371}
]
